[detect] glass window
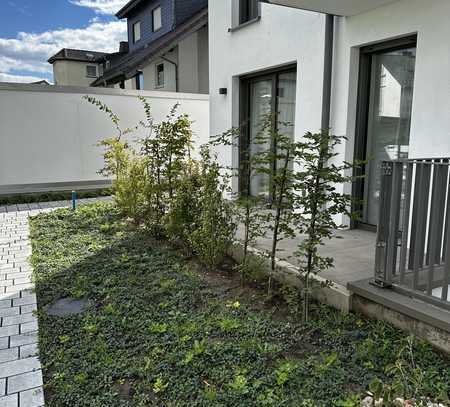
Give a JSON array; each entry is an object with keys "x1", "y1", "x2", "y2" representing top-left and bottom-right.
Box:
[
  {"x1": 153, "y1": 6, "x2": 162, "y2": 32},
  {"x1": 156, "y1": 63, "x2": 164, "y2": 88},
  {"x1": 239, "y1": 0, "x2": 259, "y2": 25},
  {"x1": 363, "y1": 47, "x2": 416, "y2": 225},
  {"x1": 133, "y1": 21, "x2": 141, "y2": 43},
  {"x1": 242, "y1": 68, "x2": 297, "y2": 198},
  {"x1": 86, "y1": 65, "x2": 97, "y2": 78},
  {"x1": 135, "y1": 72, "x2": 144, "y2": 90}
]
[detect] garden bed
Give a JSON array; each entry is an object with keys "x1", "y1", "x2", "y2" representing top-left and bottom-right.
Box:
[{"x1": 30, "y1": 203, "x2": 450, "y2": 406}]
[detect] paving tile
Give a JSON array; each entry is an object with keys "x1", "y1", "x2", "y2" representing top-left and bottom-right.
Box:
[
  {"x1": 0, "y1": 338, "x2": 8, "y2": 350},
  {"x1": 0, "y1": 300, "x2": 11, "y2": 310},
  {"x1": 5, "y1": 272, "x2": 32, "y2": 281},
  {"x1": 9, "y1": 331, "x2": 38, "y2": 348},
  {"x1": 0, "y1": 325, "x2": 19, "y2": 338},
  {"x1": 2, "y1": 313, "x2": 36, "y2": 327},
  {"x1": 13, "y1": 277, "x2": 32, "y2": 285},
  {"x1": 20, "y1": 304, "x2": 37, "y2": 314},
  {"x1": 0, "y1": 378, "x2": 5, "y2": 396},
  {"x1": 20, "y1": 343, "x2": 38, "y2": 359},
  {"x1": 0, "y1": 348, "x2": 18, "y2": 363},
  {"x1": 0, "y1": 292, "x2": 19, "y2": 301},
  {"x1": 7, "y1": 370, "x2": 43, "y2": 394},
  {"x1": 19, "y1": 386, "x2": 44, "y2": 407},
  {"x1": 0, "y1": 307, "x2": 19, "y2": 318},
  {"x1": 0, "y1": 357, "x2": 40, "y2": 379},
  {"x1": 0, "y1": 393, "x2": 18, "y2": 407},
  {"x1": 20, "y1": 321, "x2": 38, "y2": 334},
  {"x1": 12, "y1": 296, "x2": 36, "y2": 307},
  {"x1": 20, "y1": 290, "x2": 35, "y2": 298},
  {"x1": 5, "y1": 283, "x2": 34, "y2": 294}
]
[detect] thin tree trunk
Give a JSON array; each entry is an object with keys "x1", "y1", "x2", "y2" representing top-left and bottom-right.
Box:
[
  {"x1": 269, "y1": 149, "x2": 291, "y2": 296},
  {"x1": 303, "y1": 139, "x2": 327, "y2": 323},
  {"x1": 242, "y1": 202, "x2": 250, "y2": 287}
]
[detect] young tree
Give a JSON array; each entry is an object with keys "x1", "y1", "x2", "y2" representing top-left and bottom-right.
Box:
[
  {"x1": 292, "y1": 131, "x2": 361, "y2": 322},
  {"x1": 211, "y1": 126, "x2": 268, "y2": 285},
  {"x1": 136, "y1": 97, "x2": 194, "y2": 236},
  {"x1": 83, "y1": 96, "x2": 146, "y2": 223},
  {"x1": 252, "y1": 115, "x2": 297, "y2": 295}
]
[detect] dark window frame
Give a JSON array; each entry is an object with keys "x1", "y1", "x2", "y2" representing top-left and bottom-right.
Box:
[
  {"x1": 132, "y1": 21, "x2": 141, "y2": 43},
  {"x1": 152, "y1": 5, "x2": 162, "y2": 32},
  {"x1": 86, "y1": 65, "x2": 97, "y2": 78},
  {"x1": 352, "y1": 35, "x2": 418, "y2": 229},
  {"x1": 135, "y1": 72, "x2": 144, "y2": 90},
  {"x1": 239, "y1": 0, "x2": 260, "y2": 25},
  {"x1": 155, "y1": 63, "x2": 164, "y2": 88},
  {"x1": 239, "y1": 64, "x2": 297, "y2": 198}
]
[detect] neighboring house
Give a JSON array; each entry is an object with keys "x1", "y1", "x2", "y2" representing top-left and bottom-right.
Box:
[
  {"x1": 209, "y1": 0, "x2": 450, "y2": 342},
  {"x1": 92, "y1": 0, "x2": 209, "y2": 94},
  {"x1": 48, "y1": 49, "x2": 113, "y2": 87}
]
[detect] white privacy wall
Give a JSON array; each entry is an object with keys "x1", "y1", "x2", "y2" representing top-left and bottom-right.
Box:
[
  {"x1": 331, "y1": 0, "x2": 450, "y2": 164},
  {"x1": 0, "y1": 84, "x2": 209, "y2": 188},
  {"x1": 208, "y1": 0, "x2": 326, "y2": 190}
]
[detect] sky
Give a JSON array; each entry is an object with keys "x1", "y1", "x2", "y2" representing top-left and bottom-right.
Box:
[{"x1": 0, "y1": 0, "x2": 131, "y2": 83}]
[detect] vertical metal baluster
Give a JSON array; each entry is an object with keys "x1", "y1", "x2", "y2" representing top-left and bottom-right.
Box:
[
  {"x1": 412, "y1": 163, "x2": 430, "y2": 290},
  {"x1": 442, "y1": 163, "x2": 450, "y2": 264},
  {"x1": 386, "y1": 161, "x2": 403, "y2": 284},
  {"x1": 427, "y1": 163, "x2": 439, "y2": 294},
  {"x1": 408, "y1": 162, "x2": 423, "y2": 270},
  {"x1": 374, "y1": 161, "x2": 393, "y2": 287},
  {"x1": 399, "y1": 162, "x2": 413, "y2": 285},
  {"x1": 441, "y1": 194, "x2": 450, "y2": 302}
]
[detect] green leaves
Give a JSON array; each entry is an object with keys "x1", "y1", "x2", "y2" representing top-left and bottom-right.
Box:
[
  {"x1": 148, "y1": 322, "x2": 168, "y2": 334},
  {"x1": 30, "y1": 203, "x2": 450, "y2": 406},
  {"x1": 275, "y1": 361, "x2": 299, "y2": 386}
]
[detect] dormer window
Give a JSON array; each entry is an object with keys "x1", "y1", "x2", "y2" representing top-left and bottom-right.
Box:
[
  {"x1": 239, "y1": 0, "x2": 259, "y2": 24},
  {"x1": 152, "y1": 6, "x2": 162, "y2": 32},
  {"x1": 133, "y1": 21, "x2": 141, "y2": 43}
]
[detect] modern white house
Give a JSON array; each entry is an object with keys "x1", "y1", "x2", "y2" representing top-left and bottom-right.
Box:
[{"x1": 209, "y1": 0, "x2": 450, "y2": 350}]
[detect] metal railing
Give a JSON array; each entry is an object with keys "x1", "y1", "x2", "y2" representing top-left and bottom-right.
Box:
[{"x1": 374, "y1": 158, "x2": 450, "y2": 310}]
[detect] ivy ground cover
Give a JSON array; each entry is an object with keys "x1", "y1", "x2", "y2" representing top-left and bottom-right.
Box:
[{"x1": 30, "y1": 203, "x2": 450, "y2": 406}]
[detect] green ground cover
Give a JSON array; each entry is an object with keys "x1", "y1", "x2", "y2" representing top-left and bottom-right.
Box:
[{"x1": 30, "y1": 203, "x2": 450, "y2": 406}]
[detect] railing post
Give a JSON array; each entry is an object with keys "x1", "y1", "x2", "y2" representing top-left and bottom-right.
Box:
[{"x1": 374, "y1": 161, "x2": 394, "y2": 287}]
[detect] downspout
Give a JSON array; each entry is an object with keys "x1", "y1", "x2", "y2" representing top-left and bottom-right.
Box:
[
  {"x1": 321, "y1": 14, "x2": 334, "y2": 131},
  {"x1": 161, "y1": 55, "x2": 179, "y2": 92}
]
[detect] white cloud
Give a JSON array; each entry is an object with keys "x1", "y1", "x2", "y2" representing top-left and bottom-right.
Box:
[
  {"x1": 69, "y1": 0, "x2": 129, "y2": 15},
  {"x1": 0, "y1": 20, "x2": 127, "y2": 83},
  {"x1": 0, "y1": 72, "x2": 45, "y2": 83}
]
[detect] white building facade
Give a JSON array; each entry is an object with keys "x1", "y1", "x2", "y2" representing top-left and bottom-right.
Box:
[{"x1": 209, "y1": 0, "x2": 450, "y2": 228}]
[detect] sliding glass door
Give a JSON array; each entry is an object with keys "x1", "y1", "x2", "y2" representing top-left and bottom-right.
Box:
[
  {"x1": 356, "y1": 38, "x2": 416, "y2": 226},
  {"x1": 240, "y1": 67, "x2": 297, "y2": 198}
]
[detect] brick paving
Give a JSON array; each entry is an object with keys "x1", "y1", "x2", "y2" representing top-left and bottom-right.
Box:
[{"x1": 0, "y1": 197, "x2": 111, "y2": 407}]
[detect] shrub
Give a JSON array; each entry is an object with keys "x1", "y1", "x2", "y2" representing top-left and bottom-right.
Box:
[
  {"x1": 189, "y1": 146, "x2": 237, "y2": 270},
  {"x1": 165, "y1": 161, "x2": 203, "y2": 247}
]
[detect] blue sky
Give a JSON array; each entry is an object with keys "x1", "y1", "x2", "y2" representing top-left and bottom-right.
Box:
[{"x1": 0, "y1": 0, "x2": 129, "y2": 83}]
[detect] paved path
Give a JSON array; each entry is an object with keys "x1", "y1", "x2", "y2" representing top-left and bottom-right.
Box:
[{"x1": 0, "y1": 197, "x2": 111, "y2": 407}]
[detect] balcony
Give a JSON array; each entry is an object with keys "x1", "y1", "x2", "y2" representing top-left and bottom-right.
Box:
[
  {"x1": 372, "y1": 158, "x2": 450, "y2": 309},
  {"x1": 267, "y1": 0, "x2": 399, "y2": 16}
]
